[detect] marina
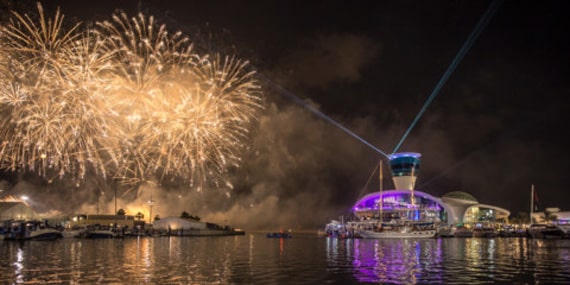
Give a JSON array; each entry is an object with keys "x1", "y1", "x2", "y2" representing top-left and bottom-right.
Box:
[{"x1": 323, "y1": 152, "x2": 570, "y2": 241}]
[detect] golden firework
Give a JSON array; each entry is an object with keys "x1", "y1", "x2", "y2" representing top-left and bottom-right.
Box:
[{"x1": 0, "y1": 4, "x2": 264, "y2": 192}]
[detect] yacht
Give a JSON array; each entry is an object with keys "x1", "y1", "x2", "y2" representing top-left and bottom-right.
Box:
[
  {"x1": 3, "y1": 221, "x2": 63, "y2": 241},
  {"x1": 527, "y1": 223, "x2": 565, "y2": 239},
  {"x1": 356, "y1": 220, "x2": 436, "y2": 239}
]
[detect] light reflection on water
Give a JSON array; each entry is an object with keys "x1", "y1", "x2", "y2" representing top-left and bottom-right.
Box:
[{"x1": 1, "y1": 234, "x2": 570, "y2": 284}]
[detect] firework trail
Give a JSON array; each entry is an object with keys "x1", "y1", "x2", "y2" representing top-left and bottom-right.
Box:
[{"x1": 0, "y1": 4, "x2": 264, "y2": 193}]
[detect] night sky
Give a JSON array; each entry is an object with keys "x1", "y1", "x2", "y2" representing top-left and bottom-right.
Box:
[{"x1": 1, "y1": 0, "x2": 568, "y2": 229}]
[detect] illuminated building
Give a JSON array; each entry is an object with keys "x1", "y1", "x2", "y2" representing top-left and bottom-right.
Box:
[
  {"x1": 351, "y1": 152, "x2": 510, "y2": 225},
  {"x1": 72, "y1": 214, "x2": 140, "y2": 229}
]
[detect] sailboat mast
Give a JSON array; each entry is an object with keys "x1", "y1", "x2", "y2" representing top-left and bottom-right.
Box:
[
  {"x1": 530, "y1": 184, "x2": 534, "y2": 224},
  {"x1": 379, "y1": 160, "x2": 383, "y2": 221},
  {"x1": 411, "y1": 165, "x2": 415, "y2": 207}
]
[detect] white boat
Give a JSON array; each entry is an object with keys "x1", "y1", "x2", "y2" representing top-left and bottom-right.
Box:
[
  {"x1": 4, "y1": 221, "x2": 63, "y2": 241},
  {"x1": 356, "y1": 220, "x2": 436, "y2": 239},
  {"x1": 527, "y1": 223, "x2": 565, "y2": 239},
  {"x1": 24, "y1": 227, "x2": 63, "y2": 241}
]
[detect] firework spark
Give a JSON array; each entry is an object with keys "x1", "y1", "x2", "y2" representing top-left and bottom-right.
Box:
[{"x1": 0, "y1": 5, "x2": 264, "y2": 192}]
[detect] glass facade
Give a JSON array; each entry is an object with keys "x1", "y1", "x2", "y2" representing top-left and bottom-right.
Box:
[{"x1": 353, "y1": 191, "x2": 445, "y2": 223}]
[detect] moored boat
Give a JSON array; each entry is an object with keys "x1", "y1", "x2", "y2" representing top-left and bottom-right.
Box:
[
  {"x1": 527, "y1": 223, "x2": 565, "y2": 239},
  {"x1": 4, "y1": 221, "x2": 63, "y2": 241},
  {"x1": 472, "y1": 226, "x2": 497, "y2": 238},
  {"x1": 356, "y1": 220, "x2": 436, "y2": 239}
]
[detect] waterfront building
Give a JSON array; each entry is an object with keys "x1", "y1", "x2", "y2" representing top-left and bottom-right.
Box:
[
  {"x1": 71, "y1": 214, "x2": 141, "y2": 229},
  {"x1": 351, "y1": 152, "x2": 510, "y2": 226}
]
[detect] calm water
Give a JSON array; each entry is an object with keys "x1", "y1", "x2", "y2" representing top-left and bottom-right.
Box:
[{"x1": 1, "y1": 232, "x2": 570, "y2": 284}]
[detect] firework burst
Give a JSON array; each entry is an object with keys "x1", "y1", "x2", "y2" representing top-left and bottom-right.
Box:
[
  {"x1": 0, "y1": 3, "x2": 117, "y2": 180},
  {"x1": 0, "y1": 4, "x2": 264, "y2": 192}
]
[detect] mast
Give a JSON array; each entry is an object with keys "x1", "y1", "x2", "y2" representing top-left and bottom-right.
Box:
[
  {"x1": 530, "y1": 184, "x2": 534, "y2": 224},
  {"x1": 410, "y1": 165, "x2": 415, "y2": 207},
  {"x1": 379, "y1": 160, "x2": 383, "y2": 221}
]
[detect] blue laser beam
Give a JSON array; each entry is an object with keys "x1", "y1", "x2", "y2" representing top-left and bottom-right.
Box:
[
  {"x1": 392, "y1": 0, "x2": 504, "y2": 154},
  {"x1": 260, "y1": 75, "x2": 390, "y2": 158}
]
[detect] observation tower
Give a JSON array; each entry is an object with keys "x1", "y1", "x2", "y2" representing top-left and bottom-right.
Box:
[{"x1": 388, "y1": 152, "x2": 421, "y2": 190}]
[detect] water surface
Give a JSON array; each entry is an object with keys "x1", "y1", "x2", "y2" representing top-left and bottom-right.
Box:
[{"x1": 1, "y1": 233, "x2": 569, "y2": 284}]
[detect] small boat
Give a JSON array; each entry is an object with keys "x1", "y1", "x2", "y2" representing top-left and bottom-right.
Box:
[
  {"x1": 4, "y1": 221, "x2": 63, "y2": 241},
  {"x1": 267, "y1": 232, "x2": 292, "y2": 238}
]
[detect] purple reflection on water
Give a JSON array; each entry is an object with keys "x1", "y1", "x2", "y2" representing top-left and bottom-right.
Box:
[{"x1": 352, "y1": 239, "x2": 443, "y2": 283}]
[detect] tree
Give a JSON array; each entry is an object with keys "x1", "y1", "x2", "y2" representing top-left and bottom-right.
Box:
[
  {"x1": 154, "y1": 214, "x2": 160, "y2": 221},
  {"x1": 181, "y1": 211, "x2": 190, "y2": 219},
  {"x1": 135, "y1": 212, "x2": 144, "y2": 220},
  {"x1": 117, "y1": 209, "x2": 126, "y2": 215},
  {"x1": 511, "y1": 212, "x2": 530, "y2": 225}
]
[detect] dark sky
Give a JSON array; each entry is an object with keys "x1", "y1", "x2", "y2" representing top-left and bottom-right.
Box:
[{"x1": 1, "y1": 0, "x2": 569, "y2": 229}]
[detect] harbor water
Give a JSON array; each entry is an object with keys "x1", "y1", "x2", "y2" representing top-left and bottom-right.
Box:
[{"x1": 1, "y1": 232, "x2": 570, "y2": 284}]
